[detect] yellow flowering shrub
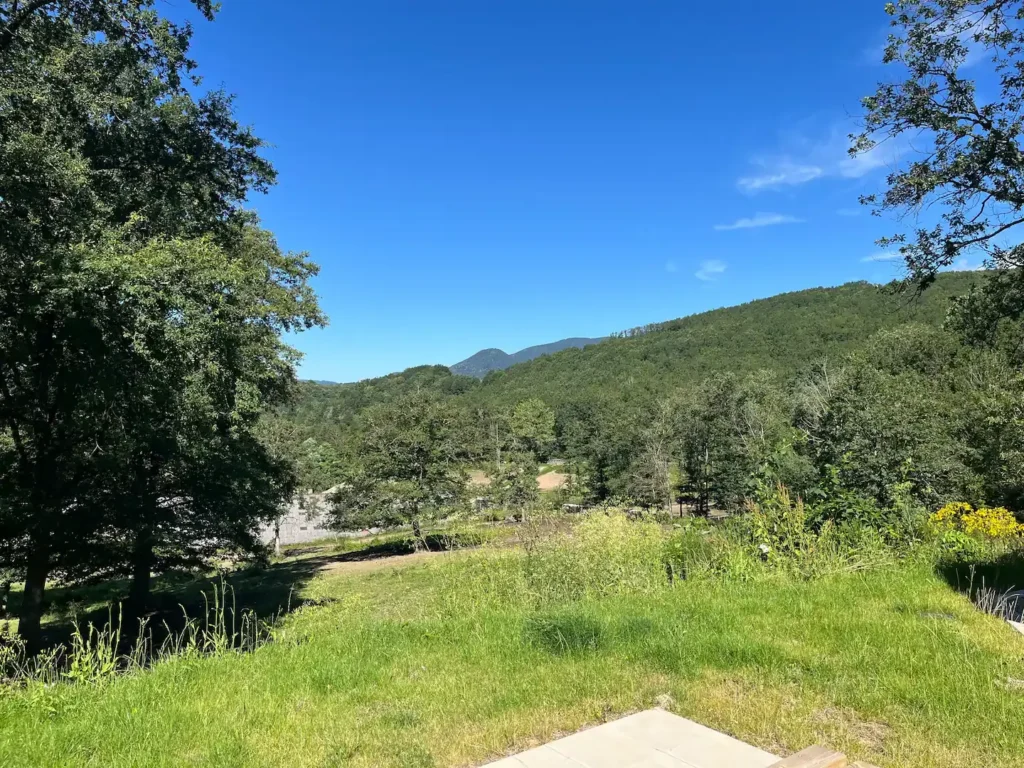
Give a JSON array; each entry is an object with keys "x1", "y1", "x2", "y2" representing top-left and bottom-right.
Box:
[
  {"x1": 930, "y1": 502, "x2": 971, "y2": 530},
  {"x1": 929, "y1": 502, "x2": 1023, "y2": 539}
]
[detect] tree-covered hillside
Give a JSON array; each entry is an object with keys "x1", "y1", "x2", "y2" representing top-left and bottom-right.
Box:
[
  {"x1": 273, "y1": 268, "x2": 1024, "y2": 531},
  {"x1": 285, "y1": 365, "x2": 478, "y2": 435},
  {"x1": 467, "y1": 274, "x2": 980, "y2": 408},
  {"x1": 271, "y1": 273, "x2": 988, "y2": 501},
  {"x1": 286, "y1": 274, "x2": 981, "y2": 432}
]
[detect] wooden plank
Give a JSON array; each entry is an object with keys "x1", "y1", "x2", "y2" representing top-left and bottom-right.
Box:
[{"x1": 768, "y1": 746, "x2": 848, "y2": 768}]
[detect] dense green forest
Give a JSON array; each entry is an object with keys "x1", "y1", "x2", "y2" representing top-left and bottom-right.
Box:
[
  {"x1": 470, "y1": 275, "x2": 977, "y2": 406},
  {"x1": 270, "y1": 269, "x2": 1024, "y2": 531}
]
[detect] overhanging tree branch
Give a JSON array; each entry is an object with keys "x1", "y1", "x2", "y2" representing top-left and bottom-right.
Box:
[{"x1": 0, "y1": 0, "x2": 55, "y2": 54}]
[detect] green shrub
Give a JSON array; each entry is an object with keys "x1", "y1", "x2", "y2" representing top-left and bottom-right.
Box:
[
  {"x1": 935, "y1": 528, "x2": 997, "y2": 562},
  {"x1": 728, "y1": 484, "x2": 895, "y2": 579},
  {"x1": 748, "y1": 483, "x2": 813, "y2": 561}
]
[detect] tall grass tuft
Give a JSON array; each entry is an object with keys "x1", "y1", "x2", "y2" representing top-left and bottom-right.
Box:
[
  {"x1": 0, "y1": 579, "x2": 275, "y2": 690},
  {"x1": 438, "y1": 512, "x2": 667, "y2": 612}
]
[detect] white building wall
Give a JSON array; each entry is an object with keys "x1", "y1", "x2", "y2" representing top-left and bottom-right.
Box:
[{"x1": 259, "y1": 492, "x2": 337, "y2": 546}]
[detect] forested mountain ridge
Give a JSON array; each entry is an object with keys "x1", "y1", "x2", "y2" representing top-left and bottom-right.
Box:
[
  {"x1": 284, "y1": 365, "x2": 477, "y2": 433},
  {"x1": 450, "y1": 337, "x2": 605, "y2": 378},
  {"x1": 272, "y1": 271, "x2": 1008, "y2": 514},
  {"x1": 285, "y1": 273, "x2": 982, "y2": 432},
  {"x1": 464, "y1": 273, "x2": 981, "y2": 408}
]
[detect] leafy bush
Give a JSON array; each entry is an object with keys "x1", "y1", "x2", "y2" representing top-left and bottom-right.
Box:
[
  {"x1": 748, "y1": 483, "x2": 813, "y2": 561},
  {"x1": 934, "y1": 529, "x2": 993, "y2": 561},
  {"x1": 676, "y1": 483, "x2": 898, "y2": 580}
]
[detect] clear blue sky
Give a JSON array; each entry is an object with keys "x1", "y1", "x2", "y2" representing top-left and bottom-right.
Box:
[{"x1": 182, "y1": 1, "x2": 923, "y2": 382}]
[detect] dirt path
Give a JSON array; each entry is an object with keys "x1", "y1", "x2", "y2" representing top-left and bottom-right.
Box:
[
  {"x1": 537, "y1": 471, "x2": 567, "y2": 491},
  {"x1": 470, "y1": 468, "x2": 568, "y2": 491}
]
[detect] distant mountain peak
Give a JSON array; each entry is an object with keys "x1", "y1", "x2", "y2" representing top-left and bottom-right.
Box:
[{"x1": 451, "y1": 337, "x2": 604, "y2": 378}]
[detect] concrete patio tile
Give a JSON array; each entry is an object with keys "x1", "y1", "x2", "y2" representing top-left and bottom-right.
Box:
[
  {"x1": 480, "y1": 709, "x2": 780, "y2": 768},
  {"x1": 546, "y1": 726, "x2": 688, "y2": 768}
]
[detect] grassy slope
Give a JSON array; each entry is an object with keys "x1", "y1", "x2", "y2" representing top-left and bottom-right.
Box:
[{"x1": 2, "y1": 547, "x2": 1021, "y2": 768}]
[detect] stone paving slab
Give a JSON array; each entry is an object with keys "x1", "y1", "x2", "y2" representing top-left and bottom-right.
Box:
[{"x1": 482, "y1": 709, "x2": 780, "y2": 768}]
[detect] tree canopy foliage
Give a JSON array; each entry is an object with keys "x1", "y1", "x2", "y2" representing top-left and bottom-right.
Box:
[
  {"x1": 0, "y1": 1, "x2": 323, "y2": 651},
  {"x1": 859, "y1": 1, "x2": 1024, "y2": 280},
  {"x1": 330, "y1": 393, "x2": 469, "y2": 542}
]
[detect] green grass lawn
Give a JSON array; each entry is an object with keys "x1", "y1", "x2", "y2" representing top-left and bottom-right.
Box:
[{"x1": 1, "y1": 521, "x2": 1022, "y2": 767}]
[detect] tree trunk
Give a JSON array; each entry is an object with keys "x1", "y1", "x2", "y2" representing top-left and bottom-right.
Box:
[
  {"x1": 0, "y1": 578, "x2": 10, "y2": 619},
  {"x1": 411, "y1": 517, "x2": 424, "y2": 550},
  {"x1": 274, "y1": 520, "x2": 281, "y2": 557},
  {"x1": 126, "y1": 526, "x2": 154, "y2": 629},
  {"x1": 18, "y1": 534, "x2": 49, "y2": 655}
]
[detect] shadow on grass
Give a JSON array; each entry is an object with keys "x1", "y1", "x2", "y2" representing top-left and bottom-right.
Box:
[
  {"x1": 330, "y1": 531, "x2": 487, "y2": 562},
  {"x1": 9, "y1": 529, "x2": 486, "y2": 652},
  {"x1": 936, "y1": 549, "x2": 1024, "y2": 599},
  {"x1": 25, "y1": 556, "x2": 329, "y2": 652}
]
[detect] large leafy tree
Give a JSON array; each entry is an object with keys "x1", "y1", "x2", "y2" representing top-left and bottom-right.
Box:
[
  {"x1": 800, "y1": 325, "x2": 978, "y2": 515},
  {"x1": 675, "y1": 373, "x2": 805, "y2": 514},
  {"x1": 857, "y1": 1, "x2": 1024, "y2": 345},
  {"x1": 331, "y1": 394, "x2": 469, "y2": 544},
  {"x1": 0, "y1": 2, "x2": 214, "y2": 58},
  {"x1": 0, "y1": 1, "x2": 304, "y2": 650},
  {"x1": 490, "y1": 451, "x2": 539, "y2": 518},
  {"x1": 855, "y1": 0, "x2": 1024, "y2": 518},
  {"x1": 82, "y1": 232, "x2": 323, "y2": 618},
  {"x1": 509, "y1": 398, "x2": 555, "y2": 459}
]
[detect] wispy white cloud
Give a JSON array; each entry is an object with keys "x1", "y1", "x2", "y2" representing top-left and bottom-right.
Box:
[
  {"x1": 714, "y1": 212, "x2": 804, "y2": 231},
  {"x1": 736, "y1": 121, "x2": 911, "y2": 193},
  {"x1": 862, "y1": 250, "x2": 902, "y2": 263},
  {"x1": 839, "y1": 138, "x2": 906, "y2": 178},
  {"x1": 836, "y1": 207, "x2": 861, "y2": 217},
  {"x1": 695, "y1": 260, "x2": 727, "y2": 281},
  {"x1": 860, "y1": 39, "x2": 887, "y2": 67},
  {"x1": 738, "y1": 161, "x2": 823, "y2": 193},
  {"x1": 951, "y1": 256, "x2": 986, "y2": 271},
  {"x1": 665, "y1": 260, "x2": 678, "y2": 273}
]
